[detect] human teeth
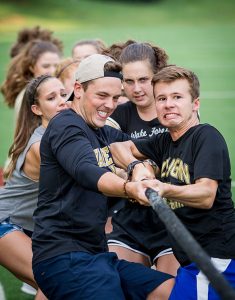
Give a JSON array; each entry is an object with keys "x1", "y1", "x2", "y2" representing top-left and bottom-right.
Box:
[
  {"x1": 165, "y1": 113, "x2": 176, "y2": 118},
  {"x1": 98, "y1": 111, "x2": 107, "y2": 117}
]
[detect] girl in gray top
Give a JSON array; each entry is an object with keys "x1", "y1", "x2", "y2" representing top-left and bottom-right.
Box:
[{"x1": 0, "y1": 74, "x2": 67, "y2": 299}]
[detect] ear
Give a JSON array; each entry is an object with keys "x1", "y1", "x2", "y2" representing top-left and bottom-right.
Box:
[
  {"x1": 29, "y1": 65, "x2": 35, "y2": 74},
  {"x1": 193, "y1": 97, "x2": 200, "y2": 112},
  {"x1": 31, "y1": 104, "x2": 42, "y2": 116},
  {"x1": 74, "y1": 81, "x2": 84, "y2": 99}
]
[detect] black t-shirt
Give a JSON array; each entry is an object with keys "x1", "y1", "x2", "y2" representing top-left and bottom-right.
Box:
[
  {"x1": 108, "y1": 101, "x2": 167, "y2": 214},
  {"x1": 134, "y1": 124, "x2": 235, "y2": 265},
  {"x1": 110, "y1": 101, "x2": 167, "y2": 138},
  {"x1": 32, "y1": 109, "x2": 130, "y2": 266}
]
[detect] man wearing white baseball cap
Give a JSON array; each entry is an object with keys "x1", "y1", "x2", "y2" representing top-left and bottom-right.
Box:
[{"x1": 32, "y1": 54, "x2": 174, "y2": 300}]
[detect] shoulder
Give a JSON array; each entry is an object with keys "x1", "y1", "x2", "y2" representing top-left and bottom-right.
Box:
[
  {"x1": 192, "y1": 124, "x2": 225, "y2": 141},
  {"x1": 48, "y1": 109, "x2": 87, "y2": 132},
  {"x1": 102, "y1": 125, "x2": 130, "y2": 142},
  {"x1": 111, "y1": 101, "x2": 134, "y2": 116}
]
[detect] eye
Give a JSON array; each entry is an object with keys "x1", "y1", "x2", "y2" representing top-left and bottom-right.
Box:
[
  {"x1": 124, "y1": 79, "x2": 133, "y2": 85},
  {"x1": 157, "y1": 97, "x2": 166, "y2": 102},
  {"x1": 139, "y1": 77, "x2": 148, "y2": 83},
  {"x1": 61, "y1": 92, "x2": 68, "y2": 98},
  {"x1": 174, "y1": 95, "x2": 181, "y2": 100},
  {"x1": 113, "y1": 96, "x2": 120, "y2": 102},
  {"x1": 97, "y1": 93, "x2": 107, "y2": 99},
  {"x1": 47, "y1": 96, "x2": 55, "y2": 101}
]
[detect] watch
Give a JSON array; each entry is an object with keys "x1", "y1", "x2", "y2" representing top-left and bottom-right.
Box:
[
  {"x1": 127, "y1": 160, "x2": 144, "y2": 180},
  {"x1": 143, "y1": 159, "x2": 158, "y2": 175}
]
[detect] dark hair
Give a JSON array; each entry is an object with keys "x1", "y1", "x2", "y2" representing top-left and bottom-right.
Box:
[
  {"x1": 152, "y1": 65, "x2": 200, "y2": 100},
  {"x1": 1, "y1": 39, "x2": 62, "y2": 108},
  {"x1": 4, "y1": 75, "x2": 53, "y2": 179},
  {"x1": 102, "y1": 40, "x2": 136, "y2": 61},
  {"x1": 119, "y1": 41, "x2": 168, "y2": 73}
]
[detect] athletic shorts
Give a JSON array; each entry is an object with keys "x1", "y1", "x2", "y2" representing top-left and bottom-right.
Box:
[
  {"x1": 33, "y1": 251, "x2": 173, "y2": 300},
  {"x1": 0, "y1": 218, "x2": 23, "y2": 238},
  {"x1": 169, "y1": 258, "x2": 235, "y2": 300},
  {"x1": 107, "y1": 197, "x2": 126, "y2": 217},
  {"x1": 107, "y1": 202, "x2": 173, "y2": 264}
]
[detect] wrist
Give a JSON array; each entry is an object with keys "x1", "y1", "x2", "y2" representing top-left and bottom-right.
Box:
[
  {"x1": 123, "y1": 180, "x2": 137, "y2": 203},
  {"x1": 127, "y1": 160, "x2": 144, "y2": 180},
  {"x1": 143, "y1": 159, "x2": 158, "y2": 175},
  {"x1": 123, "y1": 180, "x2": 129, "y2": 198}
]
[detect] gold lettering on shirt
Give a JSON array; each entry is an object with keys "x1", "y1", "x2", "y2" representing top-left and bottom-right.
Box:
[
  {"x1": 161, "y1": 157, "x2": 191, "y2": 210},
  {"x1": 94, "y1": 146, "x2": 116, "y2": 173},
  {"x1": 165, "y1": 198, "x2": 184, "y2": 210},
  {"x1": 161, "y1": 157, "x2": 190, "y2": 184}
]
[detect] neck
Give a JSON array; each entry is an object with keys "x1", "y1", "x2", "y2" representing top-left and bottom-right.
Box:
[{"x1": 170, "y1": 116, "x2": 200, "y2": 141}]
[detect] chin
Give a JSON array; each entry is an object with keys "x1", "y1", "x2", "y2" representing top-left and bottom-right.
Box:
[{"x1": 95, "y1": 120, "x2": 106, "y2": 128}]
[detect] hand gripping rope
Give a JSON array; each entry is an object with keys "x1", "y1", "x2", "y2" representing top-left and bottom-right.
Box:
[{"x1": 145, "y1": 188, "x2": 235, "y2": 300}]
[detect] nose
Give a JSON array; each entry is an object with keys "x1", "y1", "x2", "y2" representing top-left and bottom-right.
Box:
[
  {"x1": 104, "y1": 98, "x2": 117, "y2": 110},
  {"x1": 133, "y1": 82, "x2": 141, "y2": 93},
  {"x1": 165, "y1": 97, "x2": 175, "y2": 108},
  {"x1": 48, "y1": 65, "x2": 57, "y2": 76},
  {"x1": 58, "y1": 95, "x2": 67, "y2": 106}
]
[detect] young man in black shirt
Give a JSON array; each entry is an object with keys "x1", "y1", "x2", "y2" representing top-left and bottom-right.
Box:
[
  {"x1": 110, "y1": 65, "x2": 235, "y2": 299},
  {"x1": 32, "y1": 54, "x2": 174, "y2": 300}
]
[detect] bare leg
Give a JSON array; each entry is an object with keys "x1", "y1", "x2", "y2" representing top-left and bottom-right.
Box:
[
  {"x1": 155, "y1": 254, "x2": 179, "y2": 276},
  {"x1": 147, "y1": 278, "x2": 175, "y2": 300},
  {"x1": 105, "y1": 217, "x2": 113, "y2": 234},
  {"x1": 35, "y1": 289, "x2": 48, "y2": 300},
  {"x1": 0, "y1": 231, "x2": 47, "y2": 300},
  {"x1": 109, "y1": 246, "x2": 178, "y2": 298},
  {"x1": 109, "y1": 245, "x2": 151, "y2": 266}
]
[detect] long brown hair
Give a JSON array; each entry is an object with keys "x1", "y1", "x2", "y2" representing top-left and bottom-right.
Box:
[
  {"x1": 10, "y1": 25, "x2": 63, "y2": 58},
  {"x1": 1, "y1": 39, "x2": 62, "y2": 108},
  {"x1": 119, "y1": 40, "x2": 168, "y2": 72},
  {"x1": 4, "y1": 74, "x2": 53, "y2": 179}
]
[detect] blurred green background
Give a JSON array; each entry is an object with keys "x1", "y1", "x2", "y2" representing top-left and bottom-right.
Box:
[{"x1": 0, "y1": 0, "x2": 235, "y2": 299}]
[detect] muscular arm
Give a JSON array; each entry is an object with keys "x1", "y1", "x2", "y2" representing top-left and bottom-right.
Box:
[
  {"x1": 156, "y1": 177, "x2": 218, "y2": 209},
  {"x1": 110, "y1": 140, "x2": 146, "y2": 169},
  {"x1": 97, "y1": 172, "x2": 161, "y2": 206}
]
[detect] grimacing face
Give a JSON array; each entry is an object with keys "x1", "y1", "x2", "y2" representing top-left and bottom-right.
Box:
[
  {"x1": 74, "y1": 77, "x2": 122, "y2": 128},
  {"x1": 154, "y1": 78, "x2": 199, "y2": 130}
]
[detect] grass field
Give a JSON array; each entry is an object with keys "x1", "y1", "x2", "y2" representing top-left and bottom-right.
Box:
[{"x1": 0, "y1": 0, "x2": 235, "y2": 298}]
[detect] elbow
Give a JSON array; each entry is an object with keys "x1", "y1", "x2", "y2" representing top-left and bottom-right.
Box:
[{"x1": 200, "y1": 193, "x2": 215, "y2": 209}]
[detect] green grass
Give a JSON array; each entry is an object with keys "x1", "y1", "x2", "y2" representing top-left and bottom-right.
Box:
[
  {"x1": 0, "y1": 266, "x2": 34, "y2": 300},
  {"x1": 0, "y1": 0, "x2": 235, "y2": 298}
]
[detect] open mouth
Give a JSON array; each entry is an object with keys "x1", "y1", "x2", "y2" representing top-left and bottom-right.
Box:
[
  {"x1": 97, "y1": 110, "x2": 109, "y2": 119},
  {"x1": 164, "y1": 113, "x2": 178, "y2": 119}
]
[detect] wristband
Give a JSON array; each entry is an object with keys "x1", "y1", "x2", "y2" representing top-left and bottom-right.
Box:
[
  {"x1": 123, "y1": 180, "x2": 137, "y2": 203},
  {"x1": 123, "y1": 180, "x2": 129, "y2": 197}
]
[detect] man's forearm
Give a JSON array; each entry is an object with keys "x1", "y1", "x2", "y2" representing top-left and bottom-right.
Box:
[{"x1": 110, "y1": 140, "x2": 145, "y2": 169}]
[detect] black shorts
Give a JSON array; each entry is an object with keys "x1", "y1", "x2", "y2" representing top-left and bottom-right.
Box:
[
  {"x1": 107, "y1": 202, "x2": 173, "y2": 264},
  {"x1": 107, "y1": 197, "x2": 126, "y2": 217}
]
